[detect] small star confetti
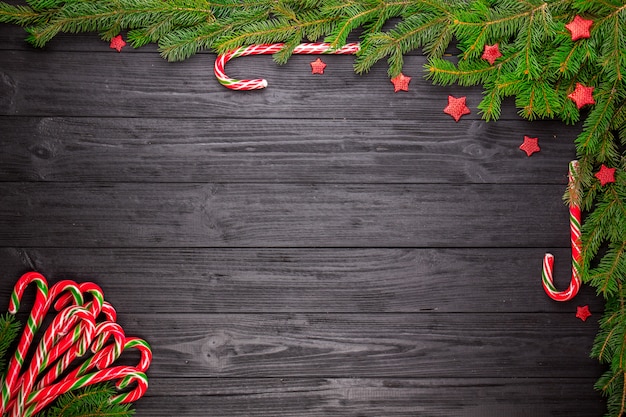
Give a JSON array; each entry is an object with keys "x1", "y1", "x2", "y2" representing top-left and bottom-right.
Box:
[
  {"x1": 595, "y1": 164, "x2": 616, "y2": 186},
  {"x1": 390, "y1": 73, "x2": 411, "y2": 92},
  {"x1": 576, "y1": 305, "x2": 592, "y2": 322},
  {"x1": 109, "y1": 35, "x2": 126, "y2": 52},
  {"x1": 565, "y1": 15, "x2": 593, "y2": 41},
  {"x1": 482, "y1": 43, "x2": 502, "y2": 65},
  {"x1": 568, "y1": 83, "x2": 595, "y2": 109},
  {"x1": 519, "y1": 136, "x2": 540, "y2": 156},
  {"x1": 310, "y1": 58, "x2": 327, "y2": 75},
  {"x1": 443, "y1": 95, "x2": 470, "y2": 122}
]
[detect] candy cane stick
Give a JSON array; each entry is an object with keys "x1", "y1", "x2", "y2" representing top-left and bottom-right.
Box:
[
  {"x1": 215, "y1": 42, "x2": 360, "y2": 90},
  {"x1": 2, "y1": 278, "x2": 84, "y2": 414},
  {"x1": 8, "y1": 306, "x2": 95, "y2": 417},
  {"x1": 32, "y1": 306, "x2": 100, "y2": 390},
  {"x1": 35, "y1": 299, "x2": 114, "y2": 391},
  {"x1": 24, "y1": 367, "x2": 148, "y2": 416},
  {"x1": 1, "y1": 273, "x2": 49, "y2": 413},
  {"x1": 542, "y1": 160, "x2": 582, "y2": 301},
  {"x1": 50, "y1": 322, "x2": 126, "y2": 386}
]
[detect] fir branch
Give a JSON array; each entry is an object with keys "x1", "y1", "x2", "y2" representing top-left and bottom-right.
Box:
[
  {"x1": 591, "y1": 3, "x2": 626, "y2": 82},
  {"x1": 452, "y1": 0, "x2": 549, "y2": 60},
  {"x1": 214, "y1": 16, "x2": 298, "y2": 53},
  {"x1": 24, "y1": 0, "x2": 218, "y2": 46},
  {"x1": 593, "y1": 289, "x2": 626, "y2": 417},
  {"x1": 587, "y1": 241, "x2": 626, "y2": 297},
  {"x1": 0, "y1": 2, "x2": 41, "y2": 26},
  {"x1": 355, "y1": 5, "x2": 455, "y2": 76},
  {"x1": 39, "y1": 383, "x2": 135, "y2": 417},
  {"x1": 323, "y1": 0, "x2": 409, "y2": 49},
  {"x1": 581, "y1": 185, "x2": 626, "y2": 287},
  {"x1": 158, "y1": 21, "x2": 226, "y2": 62},
  {"x1": 0, "y1": 314, "x2": 20, "y2": 376},
  {"x1": 575, "y1": 80, "x2": 621, "y2": 159}
]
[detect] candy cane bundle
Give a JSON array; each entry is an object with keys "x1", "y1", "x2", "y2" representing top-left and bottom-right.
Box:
[
  {"x1": 541, "y1": 160, "x2": 582, "y2": 301},
  {"x1": 215, "y1": 42, "x2": 360, "y2": 90},
  {"x1": 0, "y1": 272, "x2": 152, "y2": 416}
]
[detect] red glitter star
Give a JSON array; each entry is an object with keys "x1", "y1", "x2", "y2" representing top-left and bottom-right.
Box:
[
  {"x1": 565, "y1": 15, "x2": 593, "y2": 41},
  {"x1": 310, "y1": 58, "x2": 327, "y2": 75},
  {"x1": 482, "y1": 43, "x2": 502, "y2": 65},
  {"x1": 109, "y1": 35, "x2": 126, "y2": 52},
  {"x1": 595, "y1": 164, "x2": 616, "y2": 186},
  {"x1": 568, "y1": 83, "x2": 595, "y2": 109},
  {"x1": 576, "y1": 305, "x2": 592, "y2": 322},
  {"x1": 443, "y1": 95, "x2": 470, "y2": 122},
  {"x1": 519, "y1": 136, "x2": 540, "y2": 156},
  {"x1": 390, "y1": 73, "x2": 411, "y2": 92}
]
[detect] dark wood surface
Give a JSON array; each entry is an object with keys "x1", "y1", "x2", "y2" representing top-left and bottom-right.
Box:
[{"x1": 0, "y1": 22, "x2": 606, "y2": 416}]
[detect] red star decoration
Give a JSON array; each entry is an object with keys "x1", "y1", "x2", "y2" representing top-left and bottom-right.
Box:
[
  {"x1": 595, "y1": 164, "x2": 616, "y2": 186},
  {"x1": 519, "y1": 136, "x2": 540, "y2": 156},
  {"x1": 568, "y1": 83, "x2": 595, "y2": 109},
  {"x1": 443, "y1": 95, "x2": 470, "y2": 122},
  {"x1": 565, "y1": 15, "x2": 593, "y2": 41},
  {"x1": 109, "y1": 35, "x2": 126, "y2": 52},
  {"x1": 482, "y1": 43, "x2": 502, "y2": 65},
  {"x1": 576, "y1": 305, "x2": 592, "y2": 322},
  {"x1": 310, "y1": 58, "x2": 327, "y2": 75},
  {"x1": 390, "y1": 73, "x2": 411, "y2": 92}
]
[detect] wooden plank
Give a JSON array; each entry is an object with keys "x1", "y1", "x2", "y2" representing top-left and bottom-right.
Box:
[
  {"x1": 0, "y1": 247, "x2": 602, "y2": 314},
  {"x1": 137, "y1": 377, "x2": 604, "y2": 416},
  {"x1": 0, "y1": 50, "x2": 527, "y2": 120},
  {"x1": 111, "y1": 313, "x2": 601, "y2": 379},
  {"x1": 0, "y1": 183, "x2": 571, "y2": 248},
  {"x1": 0, "y1": 116, "x2": 578, "y2": 184}
]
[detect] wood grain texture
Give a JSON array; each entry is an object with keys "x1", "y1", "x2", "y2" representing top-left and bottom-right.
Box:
[
  {"x1": 0, "y1": 50, "x2": 530, "y2": 120},
  {"x1": 0, "y1": 22, "x2": 606, "y2": 416},
  {"x1": 112, "y1": 313, "x2": 600, "y2": 379},
  {"x1": 137, "y1": 378, "x2": 604, "y2": 417},
  {"x1": 0, "y1": 182, "x2": 571, "y2": 248},
  {"x1": 0, "y1": 247, "x2": 602, "y2": 314},
  {"x1": 0, "y1": 116, "x2": 578, "y2": 184}
]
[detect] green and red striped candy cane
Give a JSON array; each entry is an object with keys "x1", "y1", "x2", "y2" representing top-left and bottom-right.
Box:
[
  {"x1": 2, "y1": 273, "x2": 152, "y2": 415},
  {"x1": 29, "y1": 305, "x2": 98, "y2": 391},
  {"x1": 542, "y1": 160, "x2": 582, "y2": 301},
  {"x1": 1, "y1": 272, "x2": 50, "y2": 413},
  {"x1": 23, "y1": 366, "x2": 148, "y2": 417},
  {"x1": 9, "y1": 306, "x2": 96, "y2": 417},
  {"x1": 2, "y1": 278, "x2": 86, "y2": 413},
  {"x1": 56, "y1": 322, "x2": 127, "y2": 385},
  {"x1": 214, "y1": 42, "x2": 360, "y2": 90}
]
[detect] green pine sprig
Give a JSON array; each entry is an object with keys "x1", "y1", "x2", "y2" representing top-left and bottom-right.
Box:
[
  {"x1": 39, "y1": 384, "x2": 135, "y2": 417},
  {"x1": 0, "y1": 314, "x2": 21, "y2": 377}
]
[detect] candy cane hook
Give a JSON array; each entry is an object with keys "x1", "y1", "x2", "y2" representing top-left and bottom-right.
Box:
[
  {"x1": 542, "y1": 160, "x2": 582, "y2": 301},
  {"x1": 23, "y1": 366, "x2": 148, "y2": 417},
  {"x1": 1, "y1": 272, "x2": 50, "y2": 413},
  {"x1": 215, "y1": 42, "x2": 360, "y2": 90}
]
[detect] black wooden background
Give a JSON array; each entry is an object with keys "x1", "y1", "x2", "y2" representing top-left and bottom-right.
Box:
[{"x1": 0, "y1": 21, "x2": 607, "y2": 416}]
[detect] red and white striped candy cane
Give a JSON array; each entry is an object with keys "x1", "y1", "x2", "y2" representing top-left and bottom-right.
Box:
[
  {"x1": 38, "y1": 321, "x2": 126, "y2": 391},
  {"x1": 23, "y1": 367, "x2": 148, "y2": 417},
  {"x1": 34, "y1": 310, "x2": 109, "y2": 391},
  {"x1": 2, "y1": 277, "x2": 86, "y2": 414},
  {"x1": 215, "y1": 42, "x2": 360, "y2": 90},
  {"x1": 1, "y1": 273, "x2": 49, "y2": 413},
  {"x1": 8, "y1": 305, "x2": 96, "y2": 417},
  {"x1": 542, "y1": 160, "x2": 582, "y2": 301}
]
